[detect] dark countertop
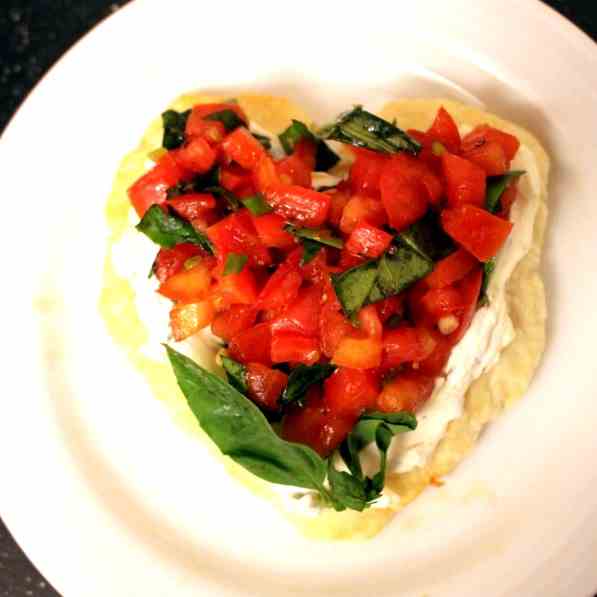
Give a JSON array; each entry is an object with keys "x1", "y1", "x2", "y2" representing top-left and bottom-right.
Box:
[{"x1": 1, "y1": 2, "x2": 596, "y2": 596}]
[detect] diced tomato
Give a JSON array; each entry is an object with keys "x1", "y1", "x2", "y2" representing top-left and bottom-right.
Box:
[
  {"x1": 257, "y1": 266, "x2": 303, "y2": 310},
  {"x1": 251, "y1": 213, "x2": 296, "y2": 249},
  {"x1": 357, "y1": 304, "x2": 383, "y2": 339},
  {"x1": 245, "y1": 363, "x2": 288, "y2": 410},
  {"x1": 417, "y1": 332, "x2": 452, "y2": 377},
  {"x1": 377, "y1": 371, "x2": 435, "y2": 413},
  {"x1": 220, "y1": 163, "x2": 253, "y2": 192},
  {"x1": 407, "y1": 129, "x2": 439, "y2": 168},
  {"x1": 228, "y1": 323, "x2": 273, "y2": 365},
  {"x1": 461, "y1": 141, "x2": 507, "y2": 176},
  {"x1": 271, "y1": 285, "x2": 322, "y2": 336},
  {"x1": 324, "y1": 367, "x2": 379, "y2": 418},
  {"x1": 382, "y1": 325, "x2": 437, "y2": 368},
  {"x1": 157, "y1": 263, "x2": 211, "y2": 303},
  {"x1": 332, "y1": 335, "x2": 383, "y2": 369},
  {"x1": 168, "y1": 193, "x2": 216, "y2": 221},
  {"x1": 339, "y1": 195, "x2": 387, "y2": 234},
  {"x1": 420, "y1": 286, "x2": 464, "y2": 321},
  {"x1": 375, "y1": 295, "x2": 405, "y2": 324},
  {"x1": 319, "y1": 303, "x2": 355, "y2": 358},
  {"x1": 170, "y1": 300, "x2": 215, "y2": 341},
  {"x1": 212, "y1": 265, "x2": 259, "y2": 308},
  {"x1": 128, "y1": 153, "x2": 187, "y2": 217},
  {"x1": 349, "y1": 148, "x2": 388, "y2": 196},
  {"x1": 345, "y1": 222, "x2": 393, "y2": 258},
  {"x1": 327, "y1": 187, "x2": 350, "y2": 228},
  {"x1": 185, "y1": 117, "x2": 226, "y2": 145},
  {"x1": 277, "y1": 140, "x2": 315, "y2": 187},
  {"x1": 380, "y1": 174, "x2": 427, "y2": 231},
  {"x1": 271, "y1": 332, "x2": 320, "y2": 365},
  {"x1": 461, "y1": 124, "x2": 520, "y2": 162},
  {"x1": 442, "y1": 153, "x2": 486, "y2": 208},
  {"x1": 263, "y1": 185, "x2": 331, "y2": 227},
  {"x1": 426, "y1": 106, "x2": 461, "y2": 153},
  {"x1": 186, "y1": 102, "x2": 247, "y2": 129},
  {"x1": 207, "y1": 209, "x2": 271, "y2": 267},
  {"x1": 153, "y1": 243, "x2": 202, "y2": 283},
  {"x1": 300, "y1": 249, "x2": 329, "y2": 284},
  {"x1": 253, "y1": 156, "x2": 281, "y2": 192},
  {"x1": 210, "y1": 305, "x2": 257, "y2": 342},
  {"x1": 173, "y1": 138, "x2": 217, "y2": 173},
  {"x1": 337, "y1": 249, "x2": 366, "y2": 270},
  {"x1": 450, "y1": 267, "x2": 483, "y2": 343},
  {"x1": 221, "y1": 127, "x2": 267, "y2": 170},
  {"x1": 441, "y1": 204, "x2": 513, "y2": 262},
  {"x1": 424, "y1": 249, "x2": 478, "y2": 289}
]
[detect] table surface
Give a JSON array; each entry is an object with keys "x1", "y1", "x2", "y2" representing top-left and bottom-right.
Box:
[{"x1": 1, "y1": 1, "x2": 596, "y2": 596}]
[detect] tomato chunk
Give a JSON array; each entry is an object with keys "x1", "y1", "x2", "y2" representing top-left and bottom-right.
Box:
[
  {"x1": 257, "y1": 266, "x2": 303, "y2": 310},
  {"x1": 220, "y1": 163, "x2": 253, "y2": 192},
  {"x1": 211, "y1": 305, "x2": 256, "y2": 342},
  {"x1": 153, "y1": 243, "x2": 202, "y2": 283},
  {"x1": 376, "y1": 295, "x2": 405, "y2": 324},
  {"x1": 349, "y1": 148, "x2": 388, "y2": 196},
  {"x1": 461, "y1": 140, "x2": 507, "y2": 176},
  {"x1": 221, "y1": 127, "x2": 267, "y2": 170},
  {"x1": 213, "y1": 266, "x2": 258, "y2": 308},
  {"x1": 264, "y1": 185, "x2": 331, "y2": 227},
  {"x1": 346, "y1": 223, "x2": 393, "y2": 259},
  {"x1": 170, "y1": 300, "x2": 215, "y2": 341},
  {"x1": 158, "y1": 263, "x2": 211, "y2": 303},
  {"x1": 324, "y1": 367, "x2": 379, "y2": 418},
  {"x1": 271, "y1": 332, "x2": 320, "y2": 365},
  {"x1": 426, "y1": 106, "x2": 461, "y2": 153},
  {"x1": 450, "y1": 267, "x2": 483, "y2": 343},
  {"x1": 251, "y1": 213, "x2": 296, "y2": 249},
  {"x1": 271, "y1": 285, "x2": 322, "y2": 337},
  {"x1": 168, "y1": 193, "x2": 216, "y2": 221},
  {"x1": 424, "y1": 249, "x2": 478, "y2": 289},
  {"x1": 420, "y1": 286, "x2": 464, "y2": 321},
  {"x1": 442, "y1": 153, "x2": 486, "y2": 208},
  {"x1": 382, "y1": 325, "x2": 437, "y2": 368},
  {"x1": 174, "y1": 137, "x2": 217, "y2": 173},
  {"x1": 277, "y1": 140, "x2": 315, "y2": 187},
  {"x1": 186, "y1": 103, "x2": 247, "y2": 131},
  {"x1": 461, "y1": 124, "x2": 520, "y2": 162},
  {"x1": 332, "y1": 335, "x2": 382, "y2": 369},
  {"x1": 319, "y1": 303, "x2": 355, "y2": 358},
  {"x1": 229, "y1": 323, "x2": 272, "y2": 365},
  {"x1": 327, "y1": 187, "x2": 350, "y2": 228},
  {"x1": 357, "y1": 304, "x2": 383, "y2": 339},
  {"x1": 377, "y1": 372, "x2": 435, "y2": 413},
  {"x1": 339, "y1": 195, "x2": 387, "y2": 234},
  {"x1": 185, "y1": 118, "x2": 226, "y2": 145},
  {"x1": 441, "y1": 204, "x2": 513, "y2": 262},
  {"x1": 245, "y1": 363, "x2": 288, "y2": 410}
]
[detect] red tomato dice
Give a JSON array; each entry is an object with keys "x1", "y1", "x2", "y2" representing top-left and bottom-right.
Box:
[
  {"x1": 271, "y1": 285, "x2": 322, "y2": 337},
  {"x1": 332, "y1": 335, "x2": 383, "y2": 369},
  {"x1": 253, "y1": 156, "x2": 281, "y2": 192},
  {"x1": 324, "y1": 367, "x2": 379, "y2": 417},
  {"x1": 382, "y1": 325, "x2": 437, "y2": 368},
  {"x1": 349, "y1": 148, "x2": 389, "y2": 196},
  {"x1": 228, "y1": 323, "x2": 273, "y2": 365},
  {"x1": 420, "y1": 286, "x2": 464, "y2": 321},
  {"x1": 376, "y1": 295, "x2": 405, "y2": 323},
  {"x1": 277, "y1": 140, "x2": 315, "y2": 187},
  {"x1": 319, "y1": 303, "x2": 355, "y2": 358},
  {"x1": 158, "y1": 263, "x2": 211, "y2": 303},
  {"x1": 271, "y1": 332, "x2": 320, "y2": 365},
  {"x1": 380, "y1": 175, "x2": 427, "y2": 231},
  {"x1": 340, "y1": 195, "x2": 387, "y2": 234},
  {"x1": 442, "y1": 153, "x2": 486, "y2": 208},
  {"x1": 245, "y1": 363, "x2": 288, "y2": 410},
  {"x1": 251, "y1": 213, "x2": 296, "y2": 249},
  {"x1": 345, "y1": 223, "x2": 393, "y2": 259},
  {"x1": 170, "y1": 300, "x2": 215, "y2": 341},
  {"x1": 357, "y1": 304, "x2": 383, "y2": 339},
  {"x1": 426, "y1": 106, "x2": 461, "y2": 153},
  {"x1": 327, "y1": 187, "x2": 350, "y2": 228},
  {"x1": 173, "y1": 137, "x2": 217, "y2": 173},
  {"x1": 186, "y1": 103, "x2": 247, "y2": 132},
  {"x1": 185, "y1": 118, "x2": 226, "y2": 145},
  {"x1": 257, "y1": 266, "x2": 303, "y2": 310},
  {"x1": 153, "y1": 243, "x2": 203, "y2": 283},
  {"x1": 441, "y1": 204, "x2": 513, "y2": 262},
  {"x1": 424, "y1": 249, "x2": 478, "y2": 289},
  {"x1": 450, "y1": 267, "x2": 483, "y2": 343},
  {"x1": 263, "y1": 185, "x2": 331, "y2": 227},
  {"x1": 210, "y1": 305, "x2": 257, "y2": 342},
  {"x1": 461, "y1": 124, "x2": 520, "y2": 162},
  {"x1": 221, "y1": 127, "x2": 267, "y2": 170},
  {"x1": 168, "y1": 193, "x2": 217, "y2": 221},
  {"x1": 461, "y1": 140, "x2": 508, "y2": 176},
  {"x1": 212, "y1": 266, "x2": 259, "y2": 308},
  {"x1": 377, "y1": 372, "x2": 435, "y2": 413},
  {"x1": 220, "y1": 163, "x2": 253, "y2": 192}
]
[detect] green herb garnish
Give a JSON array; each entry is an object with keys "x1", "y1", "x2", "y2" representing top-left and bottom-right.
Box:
[
  {"x1": 397, "y1": 210, "x2": 455, "y2": 261},
  {"x1": 279, "y1": 119, "x2": 340, "y2": 171},
  {"x1": 331, "y1": 261, "x2": 379, "y2": 317},
  {"x1": 166, "y1": 166, "x2": 220, "y2": 199},
  {"x1": 319, "y1": 106, "x2": 420, "y2": 155},
  {"x1": 479, "y1": 258, "x2": 496, "y2": 306},
  {"x1": 243, "y1": 194, "x2": 273, "y2": 216},
  {"x1": 162, "y1": 109, "x2": 190, "y2": 150},
  {"x1": 485, "y1": 170, "x2": 525, "y2": 214},
  {"x1": 205, "y1": 109, "x2": 245, "y2": 132},
  {"x1": 205, "y1": 185, "x2": 242, "y2": 211},
  {"x1": 252, "y1": 132, "x2": 272, "y2": 150},
  {"x1": 375, "y1": 248, "x2": 432, "y2": 299},
  {"x1": 220, "y1": 356, "x2": 247, "y2": 394},
  {"x1": 280, "y1": 364, "x2": 336, "y2": 407},
  {"x1": 285, "y1": 225, "x2": 344, "y2": 266},
  {"x1": 223, "y1": 253, "x2": 248, "y2": 276}
]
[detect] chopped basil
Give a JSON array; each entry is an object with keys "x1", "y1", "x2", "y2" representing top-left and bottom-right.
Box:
[
  {"x1": 301, "y1": 239, "x2": 323, "y2": 265},
  {"x1": 485, "y1": 170, "x2": 525, "y2": 214},
  {"x1": 479, "y1": 258, "x2": 496, "y2": 306},
  {"x1": 205, "y1": 109, "x2": 245, "y2": 132},
  {"x1": 205, "y1": 185, "x2": 242, "y2": 211},
  {"x1": 285, "y1": 225, "x2": 343, "y2": 266},
  {"x1": 162, "y1": 109, "x2": 190, "y2": 150},
  {"x1": 332, "y1": 261, "x2": 379, "y2": 317},
  {"x1": 243, "y1": 194, "x2": 273, "y2": 216},
  {"x1": 223, "y1": 253, "x2": 248, "y2": 276},
  {"x1": 280, "y1": 364, "x2": 336, "y2": 407},
  {"x1": 397, "y1": 210, "x2": 455, "y2": 261},
  {"x1": 319, "y1": 106, "x2": 420, "y2": 155},
  {"x1": 136, "y1": 205, "x2": 214, "y2": 254},
  {"x1": 220, "y1": 356, "x2": 247, "y2": 394},
  {"x1": 252, "y1": 132, "x2": 272, "y2": 150},
  {"x1": 279, "y1": 119, "x2": 340, "y2": 171},
  {"x1": 375, "y1": 248, "x2": 432, "y2": 299},
  {"x1": 167, "y1": 166, "x2": 220, "y2": 199}
]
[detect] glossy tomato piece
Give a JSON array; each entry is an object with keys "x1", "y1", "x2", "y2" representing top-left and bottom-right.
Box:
[
  {"x1": 498, "y1": 181, "x2": 519, "y2": 218},
  {"x1": 357, "y1": 304, "x2": 383, "y2": 339},
  {"x1": 442, "y1": 153, "x2": 486, "y2": 208},
  {"x1": 186, "y1": 103, "x2": 247, "y2": 132},
  {"x1": 210, "y1": 305, "x2": 257, "y2": 342},
  {"x1": 277, "y1": 140, "x2": 316, "y2": 187},
  {"x1": 220, "y1": 163, "x2": 253, "y2": 192},
  {"x1": 417, "y1": 332, "x2": 452, "y2": 377},
  {"x1": 251, "y1": 213, "x2": 296, "y2": 249},
  {"x1": 441, "y1": 204, "x2": 513, "y2": 262},
  {"x1": 271, "y1": 284, "x2": 322, "y2": 337},
  {"x1": 185, "y1": 118, "x2": 226, "y2": 145},
  {"x1": 327, "y1": 187, "x2": 350, "y2": 228},
  {"x1": 382, "y1": 325, "x2": 437, "y2": 368},
  {"x1": 420, "y1": 286, "x2": 464, "y2": 321},
  {"x1": 157, "y1": 262, "x2": 211, "y2": 303},
  {"x1": 153, "y1": 243, "x2": 203, "y2": 283},
  {"x1": 168, "y1": 193, "x2": 217, "y2": 221},
  {"x1": 253, "y1": 156, "x2": 281, "y2": 192},
  {"x1": 461, "y1": 124, "x2": 520, "y2": 162},
  {"x1": 213, "y1": 265, "x2": 259, "y2": 307},
  {"x1": 221, "y1": 127, "x2": 267, "y2": 170},
  {"x1": 345, "y1": 222, "x2": 393, "y2": 259},
  {"x1": 375, "y1": 295, "x2": 405, "y2": 324},
  {"x1": 257, "y1": 266, "x2": 303, "y2": 310},
  {"x1": 349, "y1": 148, "x2": 389, "y2": 196},
  {"x1": 319, "y1": 303, "x2": 355, "y2": 358},
  {"x1": 173, "y1": 137, "x2": 217, "y2": 173},
  {"x1": 426, "y1": 106, "x2": 461, "y2": 153},
  {"x1": 245, "y1": 363, "x2": 288, "y2": 410},
  {"x1": 424, "y1": 249, "x2": 478, "y2": 289},
  {"x1": 377, "y1": 371, "x2": 435, "y2": 413},
  {"x1": 228, "y1": 323, "x2": 273, "y2": 365},
  {"x1": 128, "y1": 153, "x2": 187, "y2": 217},
  {"x1": 450, "y1": 267, "x2": 483, "y2": 343},
  {"x1": 380, "y1": 174, "x2": 427, "y2": 231},
  {"x1": 339, "y1": 195, "x2": 387, "y2": 234},
  {"x1": 323, "y1": 367, "x2": 379, "y2": 418},
  {"x1": 263, "y1": 185, "x2": 331, "y2": 227},
  {"x1": 270, "y1": 332, "x2": 320, "y2": 365},
  {"x1": 170, "y1": 300, "x2": 215, "y2": 341},
  {"x1": 461, "y1": 140, "x2": 507, "y2": 176},
  {"x1": 332, "y1": 334, "x2": 383, "y2": 369}
]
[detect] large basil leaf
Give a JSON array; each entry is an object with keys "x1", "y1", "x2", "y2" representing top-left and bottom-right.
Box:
[
  {"x1": 375, "y1": 248, "x2": 432, "y2": 299},
  {"x1": 220, "y1": 356, "x2": 247, "y2": 394},
  {"x1": 332, "y1": 261, "x2": 379, "y2": 317},
  {"x1": 162, "y1": 109, "x2": 190, "y2": 150}
]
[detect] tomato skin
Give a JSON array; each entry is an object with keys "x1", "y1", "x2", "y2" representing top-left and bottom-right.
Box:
[
  {"x1": 441, "y1": 204, "x2": 513, "y2": 262},
  {"x1": 271, "y1": 285, "x2": 322, "y2": 337},
  {"x1": 327, "y1": 187, "x2": 350, "y2": 228},
  {"x1": 382, "y1": 325, "x2": 437, "y2": 368},
  {"x1": 170, "y1": 300, "x2": 215, "y2": 341},
  {"x1": 498, "y1": 181, "x2": 519, "y2": 218},
  {"x1": 221, "y1": 127, "x2": 267, "y2": 170},
  {"x1": 186, "y1": 103, "x2": 248, "y2": 131},
  {"x1": 210, "y1": 305, "x2": 256, "y2": 342},
  {"x1": 251, "y1": 213, "x2": 296, "y2": 249},
  {"x1": 375, "y1": 295, "x2": 405, "y2": 324},
  {"x1": 426, "y1": 106, "x2": 461, "y2": 153},
  {"x1": 174, "y1": 137, "x2": 217, "y2": 173},
  {"x1": 424, "y1": 248, "x2": 478, "y2": 289},
  {"x1": 257, "y1": 266, "x2": 303, "y2": 310},
  {"x1": 332, "y1": 335, "x2": 383, "y2": 369},
  {"x1": 253, "y1": 156, "x2": 281, "y2": 192},
  {"x1": 357, "y1": 304, "x2": 383, "y2": 339},
  {"x1": 277, "y1": 140, "x2": 315, "y2": 187},
  {"x1": 245, "y1": 363, "x2": 288, "y2": 410},
  {"x1": 128, "y1": 153, "x2": 186, "y2": 217},
  {"x1": 319, "y1": 303, "x2": 355, "y2": 358},
  {"x1": 168, "y1": 193, "x2": 216, "y2": 221},
  {"x1": 220, "y1": 163, "x2": 253, "y2": 192},
  {"x1": 185, "y1": 118, "x2": 226, "y2": 145},
  {"x1": 377, "y1": 371, "x2": 435, "y2": 413},
  {"x1": 349, "y1": 148, "x2": 388, "y2": 196},
  {"x1": 323, "y1": 367, "x2": 379, "y2": 418},
  {"x1": 461, "y1": 124, "x2": 520, "y2": 162},
  {"x1": 450, "y1": 267, "x2": 483, "y2": 343},
  {"x1": 158, "y1": 263, "x2": 211, "y2": 303},
  {"x1": 263, "y1": 185, "x2": 331, "y2": 227},
  {"x1": 461, "y1": 140, "x2": 508, "y2": 176},
  {"x1": 442, "y1": 153, "x2": 486, "y2": 208},
  {"x1": 340, "y1": 195, "x2": 387, "y2": 234},
  {"x1": 420, "y1": 286, "x2": 464, "y2": 321},
  {"x1": 270, "y1": 332, "x2": 320, "y2": 365},
  {"x1": 212, "y1": 265, "x2": 259, "y2": 308},
  {"x1": 153, "y1": 243, "x2": 203, "y2": 283},
  {"x1": 229, "y1": 323, "x2": 273, "y2": 365},
  {"x1": 345, "y1": 223, "x2": 393, "y2": 259}
]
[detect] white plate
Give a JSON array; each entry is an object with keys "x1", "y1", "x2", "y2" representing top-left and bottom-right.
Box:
[{"x1": 1, "y1": 0, "x2": 597, "y2": 595}]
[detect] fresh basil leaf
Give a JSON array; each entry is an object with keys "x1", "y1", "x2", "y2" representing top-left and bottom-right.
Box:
[
  {"x1": 281, "y1": 364, "x2": 336, "y2": 407},
  {"x1": 319, "y1": 106, "x2": 420, "y2": 155},
  {"x1": 220, "y1": 356, "x2": 247, "y2": 394},
  {"x1": 397, "y1": 210, "x2": 455, "y2": 261},
  {"x1": 136, "y1": 205, "x2": 214, "y2": 254},
  {"x1": 162, "y1": 109, "x2": 190, "y2": 150},
  {"x1": 252, "y1": 132, "x2": 272, "y2": 150},
  {"x1": 205, "y1": 185, "x2": 242, "y2": 211},
  {"x1": 279, "y1": 120, "x2": 340, "y2": 171},
  {"x1": 326, "y1": 461, "x2": 371, "y2": 512},
  {"x1": 366, "y1": 282, "x2": 385, "y2": 305},
  {"x1": 332, "y1": 261, "x2": 379, "y2": 317},
  {"x1": 223, "y1": 253, "x2": 248, "y2": 276},
  {"x1": 165, "y1": 346, "x2": 329, "y2": 492},
  {"x1": 376, "y1": 248, "x2": 432, "y2": 299},
  {"x1": 205, "y1": 109, "x2": 245, "y2": 132},
  {"x1": 479, "y1": 258, "x2": 496, "y2": 306},
  {"x1": 166, "y1": 166, "x2": 220, "y2": 199},
  {"x1": 285, "y1": 225, "x2": 344, "y2": 249},
  {"x1": 315, "y1": 141, "x2": 341, "y2": 171},
  {"x1": 301, "y1": 239, "x2": 323, "y2": 265},
  {"x1": 485, "y1": 170, "x2": 525, "y2": 214},
  {"x1": 243, "y1": 194, "x2": 273, "y2": 216}
]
